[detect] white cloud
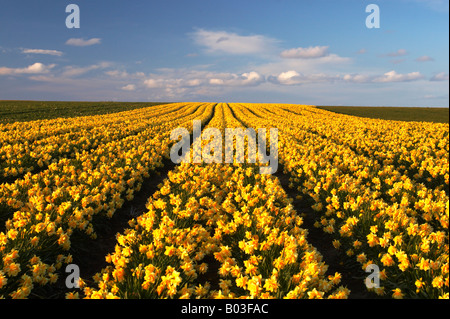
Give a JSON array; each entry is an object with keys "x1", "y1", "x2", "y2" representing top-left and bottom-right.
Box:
[
  {"x1": 144, "y1": 78, "x2": 164, "y2": 88},
  {"x1": 186, "y1": 79, "x2": 203, "y2": 87},
  {"x1": 62, "y1": 62, "x2": 111, "y2": 77},
  {"x1": 253, "y1": 49, "x2": 351, "y2": 78},
  {"x1": 136, "y1": 67, "x2": 272, "y2": 100},
  {"x1": 209, "y1": 78, "x2": 224, "y2": 85},
  {"x1": 269, "y1": 70, "x2": 301, "y2": 85},
  {"x1": 191, "y1": 28, "x2": 279, "y2": 55},
  {"x1": 430, "y1": 72, "x2": 449, "y2": 81},
  {"x1": 241, "y1": 71, "x2": 264, "y2": 85},
  {"x1": 209, "y1": 71, "x2": 265, "y2": 86},
  {"x1": 144, "y1": 77, "x2": 187, "y2": 89},
  {"x1": 342, "y1": 73, "x2": 373, "y2": 83},
  {"x1": 22, "y1": 49, "x2": 63, "y2": 56},
  {"x1": 374, "y1": 70, "x2": 424, "y2": 82},
  {"x1": 268, "y1": 70, "x2": 340, "y2": 85},
  {"x1": 415, "y1": 55, "x2": 435, "y2": 62},
  {"x1": 266, "y1": 70, "x2": 425, "y2": 85},
  {"x1": 140, "y1": 62, "x2": 425, "y2": 94},
  {"x1": 344, "y1": 70, "x2": 425, "y2": 83},
  {"x1": 280, "y1": 46, "x2": 330, "y2": 59},
  {"x1": 144, "y1": 70, "x2": 264, "y2": 90},
  {"x1": 0, "y1": 62, "x2": 56, "y2": 75},
  {"x1": 121, "y1": 84, "x2": 136, "y2": 91},
  {"x1": 65, "y1": 38, "x2": 101, "y2": 46},
  {"x1": 22, "y1": 62, "x2": 446, "y2": 106}
]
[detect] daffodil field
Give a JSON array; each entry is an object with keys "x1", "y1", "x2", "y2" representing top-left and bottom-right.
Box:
[{"x1": 0, "y1": 102, "x2": 448, "y2": 299}]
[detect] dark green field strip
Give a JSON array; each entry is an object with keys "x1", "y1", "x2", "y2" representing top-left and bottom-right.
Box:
[{"x1": 317, "y1": 106, "x2": 449, "y2": 124}]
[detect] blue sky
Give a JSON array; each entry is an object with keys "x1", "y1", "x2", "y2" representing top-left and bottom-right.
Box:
[{"x1": 0, "y1": 0, "x2": 448, "y2": 107}]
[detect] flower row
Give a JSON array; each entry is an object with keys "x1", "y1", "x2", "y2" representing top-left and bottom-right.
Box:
[
  {"x1": 233, "y1": 103, "x2": 448, "y2": 299},
  {"x1": 78, "y1": 103, "x2": 346, "y2": 298},
  {"x1": 0, "y1": 103, "x2": 215, "y2": 298}
]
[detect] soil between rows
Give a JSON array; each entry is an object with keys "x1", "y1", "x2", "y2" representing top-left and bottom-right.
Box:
[{"x1": 273, "y1": 165, "x2": 375, "y2": 299}]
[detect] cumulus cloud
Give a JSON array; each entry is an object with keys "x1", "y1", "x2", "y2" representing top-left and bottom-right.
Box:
[
  {"x1": 268, "y1": 70, "x2": 302, "y2": 85},
  {"x1": 280, "y1": 46, "x2": 330, "y2": 59},
  {"x1": 241, "y1": 71, "x2": 264, "y2": 85},
  {"x1": 65, "y1": 38, "x2": 101, "y2": 46},
  {"x1": 22, "y1": 49, "x2": 63, "y2": 56},
  {"x1": 0, "y1": 62, "x2": 56, "y2": 75},
  {"x1": 430, "y1": 72, "x2": 449, "y2": 81},
  {"x1": 144, "y1": 78, "x2": 165, "y2": 88},
  {"x1": 191, "y1": 28, "x2": 279, "y2": 55}
]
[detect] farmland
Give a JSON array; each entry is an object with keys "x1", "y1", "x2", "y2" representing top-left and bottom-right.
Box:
[
  {"x1": 0, "y1": 101, "x2": 170, "y2": 123},
  {"x1": 0, "y1": 102, "x2": 448, "y2": 299}
]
